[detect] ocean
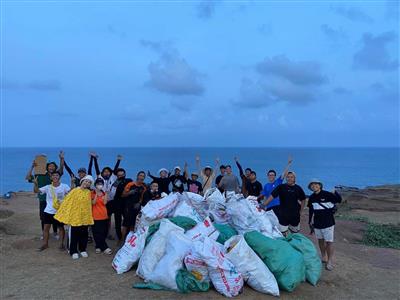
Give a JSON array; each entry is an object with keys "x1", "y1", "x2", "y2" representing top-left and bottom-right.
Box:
[{"x1": 1, "y1": 147, "x2": 399, "y2": 195}]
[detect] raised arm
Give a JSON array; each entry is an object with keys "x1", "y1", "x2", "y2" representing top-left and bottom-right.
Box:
[
  {"x1": 280, "y1": 155, "x2": 293, "y2": 180},
  {"x1": 195, "y1": 155, "x2": 201, "y2": 175},
  {"x1": 184, "y1": 162, "x2": 189, "y2": 180},
  {"x1": 92, "y1": 153, "x2": 101, "y2": 176},
  {"x1": 25, "y1": 160, "x2": 35, "y2": 181},
  {"x1": 214, "y1": 157, "x2": 220, "y2": 175},
  {"x1": 113, "y1": 155, "x2": 123, "y2": 175},
  {"x1": 63, "y1": 160, "x2": 75, "y2": 178},
  {"x1": 234, "y1": 156, "x2": 244, "y2": 178},
  {"x1": 147, "y1": 171, "x2": 157, "y2": 180},
  {"x1": 57, "y1": 150, "x2": 65, "y2": 176},
  {"x1": 88, "y1": 155, "x2": 94, "y2": 176}
]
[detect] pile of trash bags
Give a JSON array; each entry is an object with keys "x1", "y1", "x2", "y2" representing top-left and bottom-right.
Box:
[{"x1": 112, "y1": 188, "x2": 322, "y2": 297}]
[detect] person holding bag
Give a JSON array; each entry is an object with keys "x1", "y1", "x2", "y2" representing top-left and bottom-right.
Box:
[{"x1": 55, "y1": 175, "x2": 94, "y2": 259}]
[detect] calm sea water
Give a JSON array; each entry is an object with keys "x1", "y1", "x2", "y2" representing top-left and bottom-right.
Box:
[{"x1": 1, "y1": 147, "x2": 399, "y2": 194}]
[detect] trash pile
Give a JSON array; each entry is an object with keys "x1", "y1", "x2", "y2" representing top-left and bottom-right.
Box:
[{"x1": 112, "y1": 188, "x2": 322, "y2": 297}]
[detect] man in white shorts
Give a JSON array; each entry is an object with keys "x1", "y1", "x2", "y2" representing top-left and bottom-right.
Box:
[{"x1": 308, "y1": 179, "x2": 342, "y2": 271}]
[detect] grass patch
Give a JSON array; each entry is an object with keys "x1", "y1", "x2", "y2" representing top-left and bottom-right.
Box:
[
  {"x1": 362, "y1": 223, "x2": 400, "y2": 249},
  {"x1": 336, "y1": 214, "x2": 369, "y2": 223}
]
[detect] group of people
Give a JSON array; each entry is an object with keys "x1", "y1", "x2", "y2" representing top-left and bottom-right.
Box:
[{"x1": 26, "y1": 151, "x2": 341, "y2": 270}]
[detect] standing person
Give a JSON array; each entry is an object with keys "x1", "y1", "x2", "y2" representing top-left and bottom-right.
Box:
[
  {"x1": 63, "y1": 154, "x2": 93, "y2": 188},
  {"x1": 55, "y1": 175, "x2": 94, "y2": 259},
  {"x1": 308, "y1": 179, "x2": 342, "y2": 271},
  {"x1": 215, "y1": 165, "x2": 226, "y2": 187},
  {"x1": 142, "y1": 182, "x2": 162, "y2": 206},
  {"x1": 25, "y1": 152, "x2": 65, "y2": 239},
  {"x1": 258, "y1": 156, "x2": 293, "y2": 216},
  {"x1": 37, "y1": 171, "x2": 70, "y2": 251},
  {"x1": 218, "y1": 165, "x2": 240, "y2": 194},
  {"x1": 110, "y1": 168, "x2": 132, "y2": 243},
  {"x1": 91, "y1": 178, "x2": 112, "y2": 255},
  {"x1": 121, "y1": 171, "x2": 147, "y2": 241},
  {"x1": 234, "y1": 157, "x2": 251, "y2": 196},
  {"x1": 195, "y1": 155, "x2": 220, "y2": 193},
  {"x1": 169, "y1": 165, "x2": 187, "y2": 194},
  {"x1": 185, "y1": 172, "x2": 203, "y2": 194},
  {"x1": 263, "y1": 172, "x2": 306, "y2": 235},
  {"x1": 245, "y1": 171, "x2": 263, "y2": 197},
  {"x1": 90, "y1": 153, "x2": 123, "y2": 239},
  {"x1": 148, "y1": 168, "x2": 171, "y2": 194}
]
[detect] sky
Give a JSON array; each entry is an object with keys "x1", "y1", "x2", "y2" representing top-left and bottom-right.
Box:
[{"x1": 1, "y1": 0, "x2": 399, "y2": 147}]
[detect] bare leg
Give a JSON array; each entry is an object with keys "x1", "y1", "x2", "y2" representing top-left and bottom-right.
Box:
[
  {"x1": 326, "y1": 242, "x2": 334, "y2": 270},
  {"x1": 58, "y1": 226, "x2": 66, "y2": 249},
  {"x1": 39, "y1": 224, "x2": 51, "y2": 251},
  {"x1": 121, "y1": 226, "x2": 128, "y2": 243},
  {"x1": 318, "y1": 239, "x2": 327, "y2": 262}
]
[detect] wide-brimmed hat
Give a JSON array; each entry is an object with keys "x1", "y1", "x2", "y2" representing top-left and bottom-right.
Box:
[
  {"x1": 191, "y1": 172, "x2": 199, "y2": 177},
  {"x1": 174, "y1": 166, "x2": 181, "y2": 171},
  {"x1": 80, "y1": 175, "x2": 94, "y2": 184},
  {"x1": 158, "y1": 168, "x2": 168, "y2": 174},
  {"x1": 308, "y1": 178, "x2": 323, "y2": 190},
  {"x1": 203, "y1": 165, "x2": 212, "y2": 171}
]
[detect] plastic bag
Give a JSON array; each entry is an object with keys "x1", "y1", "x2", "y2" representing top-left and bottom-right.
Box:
[
  {"x1": 224, "y1": 235, "x2": 279, "y2": 296},
  {"x1": 172, "y1": 198, "x2": 203, "y2": 223},
  {"x1": 226, "y1": 196, "x2": 259, "y2": 234},
  {"x1": 137, "y1": 219, "x2": 184, "y2": 280},
  {"x1": 286, "y1": 233, "x2": 322, "y2": 286},
  {"x1": 183, "y1": 192, "x2": 209, "y2": 219},
  {"x1": 176, "y1": 269, "x2": 210, "y2": 293},
  {"x1": 184, "y1": 252, "x2": 210, "y2": 283},
  {"x1": 245, "y1": 231, "x2": 305, "y2": 292},
  {"x1": 112, "y1": 226, "x2": 149, "y2": 274},
  {"x1": 214, "y1": 223, "x2": 238, "y2": 244},
  {"x1": 194, "y1": 236, "x2": 243, "y2": 297},
  {"x1": 141, "y1": 193, "x2": 180, "y2": 225},
  {"x1": 185, "y1": 217, "x2": 219, "y2": 241},
  {"x1": 147, "y1": 230, "x2": 192, "y2": 290}
]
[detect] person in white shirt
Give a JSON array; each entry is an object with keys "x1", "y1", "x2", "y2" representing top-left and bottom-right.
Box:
[{"x1": 37, "y1": 171, "x2": 70, "y2": 251}]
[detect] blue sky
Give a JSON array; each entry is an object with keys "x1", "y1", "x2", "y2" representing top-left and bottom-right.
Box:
[{"x1": 1, "y1": 0, "x2": 399, "y2": 147}]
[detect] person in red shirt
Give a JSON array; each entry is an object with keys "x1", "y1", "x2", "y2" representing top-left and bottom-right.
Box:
[
  {"x1": 121, "y1": 171, "x2": 147, "y2": 241},
  {"x1": 91, "y1": 178, "x2": 112, "y2": 255}
]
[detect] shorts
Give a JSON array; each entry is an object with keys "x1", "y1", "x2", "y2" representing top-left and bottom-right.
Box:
[
  {"x1": 278, "y1": 213, "x2": 301, "y2": 233},
  {"x1": 39, "y1": 200, "x2": 46, "y2": 220},
  {"x1": 266, "y1": 205, "x2": 280, "y2": 220},
  {"x1": 315, "y1": 226, "x2": 334, "y2": 242},
  {"x1": 43, "y1": 212, "x2": 64, "y2": 227},
  {"x1": 122, "y1": 200, "x2": 140, "y2": 228}
]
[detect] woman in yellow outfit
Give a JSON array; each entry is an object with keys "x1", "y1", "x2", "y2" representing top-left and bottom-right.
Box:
[{"x1": 55, "y1": 175, "x2": 94, "y2": 259}]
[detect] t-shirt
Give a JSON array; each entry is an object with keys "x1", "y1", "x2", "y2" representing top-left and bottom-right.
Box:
[
  {"x1": 112, "y1": 178, "x2": 133, "y2": 202},
  {"x1": 91, "y1": 190, "x2": 108, "y2": 220},
  {"x1": 261, "y1": 177, "x2": 283, "y2": 209},
  {"x1": 246, "y1": 180, "x2": 263, "y2": 197},
  {"x1": 142, "y1": 190, "x2": 161, "y2": 207},
  {"x1": 270, "y1": 183, "x2": 306, "y2": 216},
  {"x1": 187, "y1": 179, "x2": 203, "y2": 194},
  {"x1": 308, "y1": 190, "x2": 342, "y2": 229},
  {"x1": 219, "y1": 174, "x2": 240, "y2": 193},
  {"x1": 169, "y1": 175, "x2": 187, "y2": 193},
  {"x1": 29, "y1": 173, "x2": 51, "y2": 201},
  {"x1": 123, "y1": 181, "x2": 147, "y2": 207},
  {"x1": 215, "y1": 174, "x2": 224, "y2": 186},
  {"x1": 149, "y1": 176, "x2": 171, "y2": 194},
  {"x1": 39, "y1": 183, "x2": 71, "y2": 214}
]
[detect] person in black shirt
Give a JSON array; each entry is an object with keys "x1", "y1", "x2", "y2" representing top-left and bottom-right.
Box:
[
  {"x1": 169, "y1": 164, "x2": 187, "y2": 194},
  {"x1": 148, "y1": 168, "x2": 171, "y2": 194},
  {"x1": 264, "y1": 171, "x2": 306, "y2": 235},
  {"x1": 308, "y1": 179, "x2": 342, "y2": 271},
  {"x1": 245, "y1": 171, "x2": 263, "y2": 197},
  {"x1": 142, "y1": 182, "x2": 162, "y2": 207},
  {"x1": 215, "y1": 165, "x2": 226, "y2": 187}
]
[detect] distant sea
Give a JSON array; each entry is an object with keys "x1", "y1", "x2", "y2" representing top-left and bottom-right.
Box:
[{"x1": 1, "y1": 147, "x2": 399, "y2": 195}]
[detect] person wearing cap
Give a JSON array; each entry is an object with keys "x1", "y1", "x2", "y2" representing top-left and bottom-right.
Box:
[
  {"x1": 25, "y1": 151, "x2": 65, "y2": 239},
  {"x1": 36, "y1": 171, "x2": 70, "y2": 251},
  {"x1": 264, "y1": 171, "x2": 306, "y2": 235},
  {"x1": 148, "y1": 168, "x2": 171, "y2": 194},
  {"x1": 195, "y1": 155, "x2": 220, "y2": 193},
  {"x1": 91, "y1": 178, "x2": 112, "y2": 255},
  {"x1": 185, "y1": 171, "x2": 203, "y2": 194},
  {"x1": 308, "y1": 179, "x2": 342, "y2": 271},
  {"x1": 258, "y1": 156, "x2": 293, "y2": 216},
  {"x1": 169, "y1": 164, "x2": 187, "y2": 193},
  {"x1": 55, "y1": 175, "x2": 95, "y2": 259}
]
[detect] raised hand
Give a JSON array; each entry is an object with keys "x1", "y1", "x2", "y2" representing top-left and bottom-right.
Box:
[
  {"x1": 234, "y1": 156, "x2": 238, "y2": 162},
  {"x1": 59, "y1": 150, "x2": 65, "y2": 159},
  {"x1": 117, "y1": 154, "x2": 123, "y2": 161},
  {"x1": 288, "y1": 155, "x2": 293, "y2": 164},
  {"x1": 195, "y1": 155, "x2": 200, "y2": 162}
]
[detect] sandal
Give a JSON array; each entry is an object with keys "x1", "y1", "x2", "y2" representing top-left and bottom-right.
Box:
[{"x1": 326, "y1": 263, "x2": 334, "y2": 271}]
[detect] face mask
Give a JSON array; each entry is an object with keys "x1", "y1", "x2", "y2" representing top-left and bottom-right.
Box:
[{"x1": 96, "y1": 185, "x2": 104, "y2": 190}]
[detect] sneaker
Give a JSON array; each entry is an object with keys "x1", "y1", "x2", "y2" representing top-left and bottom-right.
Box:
[
  {"x1": 72, "y1": 253, "x2": 79, "y2": 260},
  {"x1": 80, "y1": 251, "x2": 89, "y2": 258},
  {"x1": 104, "y1": 248, "x2": 112, "y2": 255},
  {"x1": 95, "y1": 248, "x2": 101, "y2": 254},
  {"x1": 53, "y1": 234, "x2": 60, "y2": 241}
]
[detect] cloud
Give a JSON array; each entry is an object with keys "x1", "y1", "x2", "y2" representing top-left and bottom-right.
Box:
[
  {"x1": 333, "y1": 87, "x2": 352, "y2": 95},
  {"x1": 196, "y1": 0, "x2": 219, "y2": 19},
  {"x1": 321, "y1": 24, "x2": 347, "y2": 42},
  {"x1": 2, "y1": 80, "x2": 61, "y2": 91},
  {"x1": 353, "y1": 31, "x2": 398, "y2": 71},
  {"x1": 256, "y1": 55, "x2": 328, "y2": 85},
  {"x1": 141, "y1": 40, "x2": 205, "y2": 96},
  {"x1": 331, "y1": 5, "x2": 373, "y2": 23}
]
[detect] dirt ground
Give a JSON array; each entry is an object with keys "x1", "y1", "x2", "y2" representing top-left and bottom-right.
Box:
[{"x1": 1, "y1": 187, "x2": 399, "y2": 300}]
